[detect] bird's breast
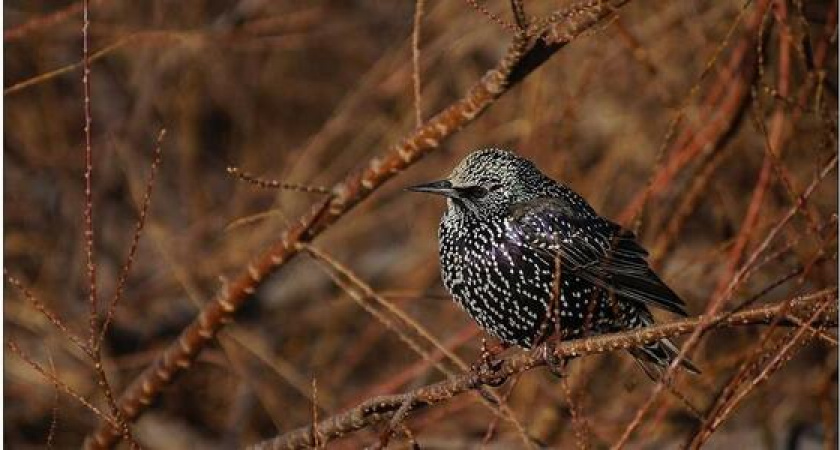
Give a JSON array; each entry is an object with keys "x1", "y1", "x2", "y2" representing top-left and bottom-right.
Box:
[{"x1": 438, "y1": 215, "x2": 555, "y2": 346}]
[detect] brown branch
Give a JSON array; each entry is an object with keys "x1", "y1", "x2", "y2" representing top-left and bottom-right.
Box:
[
  {"x1": 226, "y1": 166, "x2": 330, "y2": 194},
  {"x1": 612, "y1": 150, "x2": 837, "y2": 448},
  {"x1": 310, "y1": 378, "x2": 321, "y2": 449},
  {"x1": 618, "y1": 0, "x2": 763, "y2": 226},
  {"x1": 300, "y1": 243, "x2": 535, "y2": 447},
  {"x1": 411, "y1": 0, "x2": 425, "y2": 127},
  {"x1": 560, "y1": 376, "x2": 590, "y2": 450},
  {"x1": 463, "y1": 0, "x2": 519, "y2": 33},
  {"x1": 5, "y1": 1, "x2": 84, "y2": 41},
  {"x1": 4, "y1": 270, "x2": 89, "y2": 356},
  {"x1": 711, "y1": 0, "x2": 793, "y2": 311},
  {"x1": 249, "y1": 296, "x2": 838, "y2": 450},
  {"x1": 85, "y1": 2, "x2": 632, "y2": 447},
  {"x1": 80, "y1": 2, "x2": 137, "y2": 446},
  {"x1": 687, "y1": 296, "x2": 834, "y2": 449},
  {"x1": 6, "y1": 341, "x2": 120, "y2": 430},
  {"x1": 46, "y1": 353, "x2": 60, "y2": 450},
  {"x1": 81, "y1": 0, "x2": 97, "y2": 354},
  {"x1": 650, "y1": 146, "x2": 730, "y2": 263},
  {"x1": 301, "y1": 244, "x2": 450, "y2": 377},
  {"x1": 96, "y1": 128, "x2": 166, "y2": 351},
  {"x1": 4, "y1": 32, "x2": 180, "y2": 96}
]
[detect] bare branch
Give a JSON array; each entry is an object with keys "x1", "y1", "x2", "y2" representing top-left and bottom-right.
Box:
[
  {"x1": 6, "y1": 341, "x2": 120, "y2": 430},
  {"x1": 96, "y1": 128, "x2": 166, "y2": 351},
  {"x1": 81, "y1": 0, "x2": 98, "y2": 352},
  {"x1": 411, "y1": 0, "x2": 425, "y2": 127},
  {"x1": 86, "y1": 3, "x2": 631, "y2": 447},
  {"x1": 226, "y1": 166, "x2": 331, "y2": 194},
  {"x1": 5, "y1": 271, "x2": 89, "y2": 355},
  {"x1": 249, "y1": 295, "x2": 837, "y2": 450}
]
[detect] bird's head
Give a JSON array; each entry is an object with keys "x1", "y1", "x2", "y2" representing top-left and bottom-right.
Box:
[{"x1": 407, "y1": 148, "x2": 544, "y2": 218}]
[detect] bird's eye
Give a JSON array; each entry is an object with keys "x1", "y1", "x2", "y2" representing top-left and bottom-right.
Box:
[
  {"x1": 462, "y1": 186, "x2": 488, "y2": 198},
  {"x1": 488, "y1": 183, "x2": 503, "y2": 192}
]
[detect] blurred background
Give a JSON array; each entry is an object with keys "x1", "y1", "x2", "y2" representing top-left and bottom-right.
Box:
[{"x1": 4, "y1": 1, "x2": 837, "y2": 448}]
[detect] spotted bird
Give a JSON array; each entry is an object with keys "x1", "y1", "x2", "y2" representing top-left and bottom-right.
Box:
[{"x1": 408, "y1": 148, "x2": 698, "y2": 378}]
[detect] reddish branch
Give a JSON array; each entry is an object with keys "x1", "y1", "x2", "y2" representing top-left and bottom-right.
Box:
[
  {"x1": 612, "y1": 150, "x2": 837, "y2": 448},
  {"x1": 85, "y1": 2, "x2": 632, "y2": 447},
  {"x1": 714, "y1": 0, "x2": 790, "y2": 306},
  {"x1": 687, "y1": 296, "x2": 835, "y2": 449},
  {"x1": 81, "y1": 0, "x2": 97, "y2": 356},
  {"x1": 97, "y1": 129, "x2": 167, "y2": 351},
  {"x1": 618, "y1": 0, "x2": 767, "y2": 225},
  {"x1": 249, "y1": 296, "x2": 838, "y2": 450},
  {"x1": 4, "y1": 1, "x2": 84, "y2": 41}
]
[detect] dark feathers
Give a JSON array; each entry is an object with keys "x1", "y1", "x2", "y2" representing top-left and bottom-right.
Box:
[
  {"x1": 510, "y1": 197, "x2": 687, "y2": 316},
  {"x1": 414, "y1": 148, "x2": 698, "y2": 379}
]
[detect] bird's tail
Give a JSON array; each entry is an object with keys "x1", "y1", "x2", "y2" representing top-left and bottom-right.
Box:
[
  {"x1": 628, "y1": 338, "x2": 701, "y2": 381},
  {"x1": 627, "y1": 312, "x2": 700, "y2": 380}
]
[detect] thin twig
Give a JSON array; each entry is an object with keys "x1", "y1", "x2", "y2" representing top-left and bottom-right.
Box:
[
  {"x1": 301, "y1": 245, "x2": 450, "y2": 376},
  {"x1": 97, "y1": 128, "x2": 166, "y2": 351},
  {"x1": 87, "y1": 4, "x2": 634, "y2": 446},
  {"x1": 411, "y1": 0, "x2": 425, "y2": 127},
  {"x1": 311, "y1": 377, "x2": 321, "y2": 449},
  {"x1": 226, "y1": 166, "x2": 331, "y2": 194},
  {"x1": 4, "y1": 1, "x2": 84, "y2": 41},
  {"x1": 4, "y1": 270, "x2": 89, "y2": 355},
  {"x1": 483, "y1": 373, "x2": 525, "y2": 447},
  {"x1": 618, "y1": 0, "x2": 760, "y2": 228},
  {"x1": 82, "y1": 0, "x2": 98, "y2": 353},
  {"x1": 4, "y1": 32, "x2": 185, "y2": 96},
  {"x1": 79, "y1": 3, "x2": 136, "y2": 446},
  {"x1": 249, "y1": 296, "x2": 837, "y2": 450},
  {"x1": 6, "y1": 341, "x2": 120, "y2": 430},
  {"x1": 376, "y1": 394, "x2": 416, "y2": 449},
  {"x1": 783, "y1": 314, "x2": 838, "y2": 346},
  {"x1": 611, "y1": 151, "x2": 837, "y2": 449},
  {"x1": 463, "y1": 0, "x2": 518, "y2": 32},
  {"x1": 300, "y1": 244, "x2": 535, "y2": 448},
  {"x1": 560, "y1": 376, "x2": 589, "y2": 450},
  {"x1": 46, "y1": 353, "x2": 60, "y2": 450},
  {"x1": 689, "y1": 296, "x2": 833, "y2": 448}
]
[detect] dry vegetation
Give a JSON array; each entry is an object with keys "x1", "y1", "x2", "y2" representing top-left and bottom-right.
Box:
[{"x1": 4, "y1": 1, "x2": 838, "y2": 449}]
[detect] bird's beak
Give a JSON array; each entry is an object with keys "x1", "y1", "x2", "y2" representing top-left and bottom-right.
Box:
[{"x1": 405, "y1": 179, "x2": 459, "y2": 198}]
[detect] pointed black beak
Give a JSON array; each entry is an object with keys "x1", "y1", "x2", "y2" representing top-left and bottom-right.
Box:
[{"x1": 405, "y1": 179, "x2": 458, "y2": 197}]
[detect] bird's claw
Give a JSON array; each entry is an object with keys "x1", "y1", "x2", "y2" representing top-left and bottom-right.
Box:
[
  {"x1": 474, "y1": 363, "x2": 506, "y2": 387},
  {"x1": 535, "y1": 341, "x2": 568, "y2": 378},
  {"x1": 470, "y1": 338, "x2": 507, "y2": 387}
]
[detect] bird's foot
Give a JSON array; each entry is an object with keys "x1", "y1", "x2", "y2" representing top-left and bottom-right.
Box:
[
  {"x1": 470, "y1": 338, "x2": 508, "y2": 387},
  {"x1": 535, "y1": 340, "x2": 568, "y2": 378}
]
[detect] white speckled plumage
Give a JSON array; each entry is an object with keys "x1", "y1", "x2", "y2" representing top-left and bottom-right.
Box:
[{"x1": 415, "y1": 148, "x2": 698, "y2": 376}]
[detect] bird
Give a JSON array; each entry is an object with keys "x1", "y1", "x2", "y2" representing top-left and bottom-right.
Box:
[{"x1": 408, "y1": 148, "x2": 698, "y2": 378}]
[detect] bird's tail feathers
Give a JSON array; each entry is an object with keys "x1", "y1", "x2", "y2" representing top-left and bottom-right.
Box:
[{"x1": 628, "y1": 338, "x2": 700, "y2": 381}]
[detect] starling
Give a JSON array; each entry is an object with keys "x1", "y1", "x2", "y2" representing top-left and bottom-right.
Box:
[{"x1": 408, "y1": 148, "x2": 698, "y2": 377}]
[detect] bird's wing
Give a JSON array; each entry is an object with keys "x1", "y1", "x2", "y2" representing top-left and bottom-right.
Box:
[{"x1": 509, "y1": 197, "x2": 687, "y2": 316}]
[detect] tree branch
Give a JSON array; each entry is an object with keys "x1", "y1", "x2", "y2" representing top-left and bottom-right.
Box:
[
  {"x1": 250, "y1": 295, "x2": 837, "y2": 450},
  {"x1": 85, "y1": 1, "x2": 632, "y2": 447}
]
